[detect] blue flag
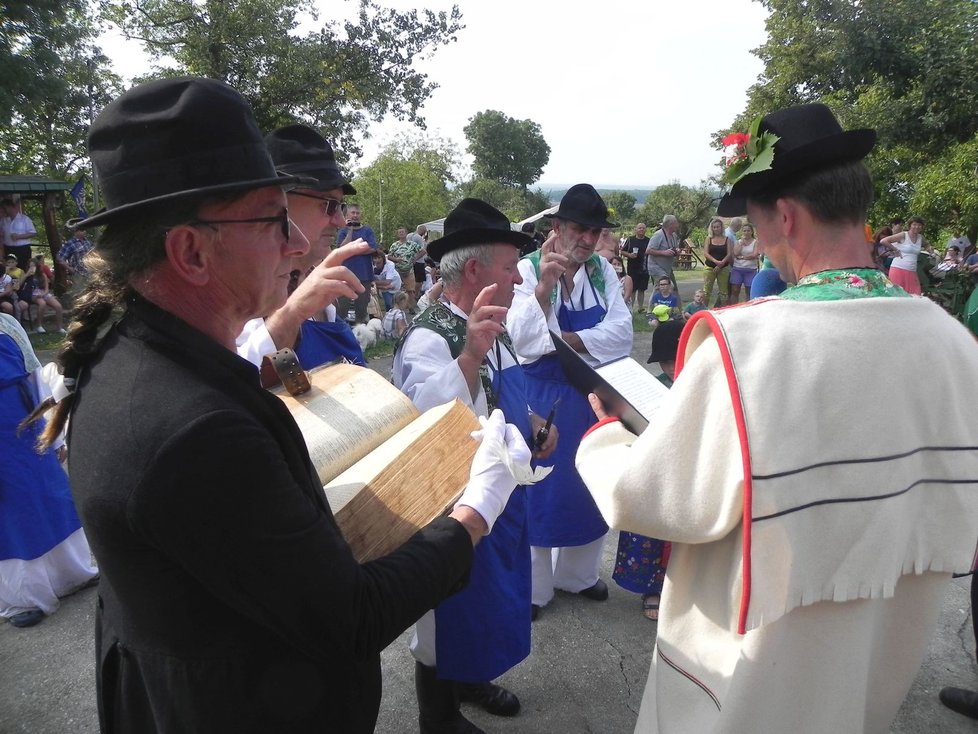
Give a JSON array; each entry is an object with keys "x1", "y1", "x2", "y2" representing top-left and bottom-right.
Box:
[{"x1": 69, "y1": 175, "x2": 88, "y2": 219}]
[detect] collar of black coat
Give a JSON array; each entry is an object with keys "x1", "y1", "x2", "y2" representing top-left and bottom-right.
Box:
[{"x1": 123, "y1": 293, "x2": 262, "y2": 386}]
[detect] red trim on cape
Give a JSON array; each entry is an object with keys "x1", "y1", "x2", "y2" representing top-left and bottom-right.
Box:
[
  {"x1": 582, "y1": 415, "x2": 621, "y2": 439},
  {"x1": 677, "y1": 308, "x2": 755, "y2": 635}
]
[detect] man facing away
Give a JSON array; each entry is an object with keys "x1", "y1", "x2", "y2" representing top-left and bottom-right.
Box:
[
  {"x1": 47, "y1": 77, "x2": 529, "y2": 734},
  {"x1": 393, "y1": 198, "x2": 557, "y2": 734},
  {"x1": 507, "y1": 183, "x2": 633, "y2": 619},
  {"x1": 576, "y1": 103, "x2": 978, "y2": 734}
]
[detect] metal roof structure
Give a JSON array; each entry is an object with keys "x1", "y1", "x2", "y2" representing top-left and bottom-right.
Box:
[{"x1": 0, "y1": 174, "x2": 72, "y2": 194}]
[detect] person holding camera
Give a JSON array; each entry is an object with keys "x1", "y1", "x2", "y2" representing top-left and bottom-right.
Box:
[{"x1": 335, "y1": 202, "x2": 378, "y2": 323}]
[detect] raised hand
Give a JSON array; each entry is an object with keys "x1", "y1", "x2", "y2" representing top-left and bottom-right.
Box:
[
  {"x1": 535, "y1": 232, "x2": 570, "y2": 310},
  {"x1": 462, "y1": 283, "x2": 508, "y2": 363}
]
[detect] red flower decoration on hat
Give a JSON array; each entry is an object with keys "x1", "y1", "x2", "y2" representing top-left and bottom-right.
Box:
[{"x1": 721, "y1": 116, "x2": 780, "y2": 186}]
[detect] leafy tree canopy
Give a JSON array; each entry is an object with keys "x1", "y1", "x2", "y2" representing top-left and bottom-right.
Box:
[
  {"x1": 454, "y1": 178, "x2": 551, "y2": 224},
  {"x1": 721, "y1": 0, "x2": 978, "y2": 238},
  {"x1": 102, "y1": 0, "x2": 464, "y2": 160},
  {"x1": 351, "y1": 133, "x2": 460, "y2": 245},
  {"x1": 463, "y1": 110, "x2": 550, "y2": 189},
  {"x1": 601, "y1": 191, "x2": 637, "y2": 225},
  {"x1": 0, "y1": 0, "x2": 121, "y2": 229},
  {"x1": 636, "y1": 182, "x2": 717, "y2": 242}
]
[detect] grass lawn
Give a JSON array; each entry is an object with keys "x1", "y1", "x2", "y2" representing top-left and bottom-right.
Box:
[
  {"x1": 674, "y1": 267, "x2": 705, "y2": 282},
  {"x1": 28, "y1": 331, "x2": 65, "y2": 354}
]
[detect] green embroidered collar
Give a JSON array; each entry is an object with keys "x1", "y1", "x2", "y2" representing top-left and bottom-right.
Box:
[{"x1": 780, "y1": 268, "x2": 908, "y2": 301}]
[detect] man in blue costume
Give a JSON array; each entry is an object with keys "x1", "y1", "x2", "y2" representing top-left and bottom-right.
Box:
[
  {"x1": 393, "y1": 199, "x2": 557, "y2": 733},
  {"x1": 236, "y1": 125, "x2": 369, "y2": 370},
  {"x1": 507, "y1": 184, "x2": 634, "y2": 618}
]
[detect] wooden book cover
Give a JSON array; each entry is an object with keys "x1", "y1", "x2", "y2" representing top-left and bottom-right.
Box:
[{"x1": 272, "y1": 362, "x2": 480, "y2": 561}]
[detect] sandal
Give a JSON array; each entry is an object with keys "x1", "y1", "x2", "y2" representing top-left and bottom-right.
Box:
[{"x1": 641, "y1": 594, "x2": 659, "y2": 621}]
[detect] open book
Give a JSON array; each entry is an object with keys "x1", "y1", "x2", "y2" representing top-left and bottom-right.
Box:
[
  {"x1": 272, "y1": 362, "x2": 480, "y2": 562},
  {"x1": 550, "y1": 331, "x2": 669, "y2": 434}
]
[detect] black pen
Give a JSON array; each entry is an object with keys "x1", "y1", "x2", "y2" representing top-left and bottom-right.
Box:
[{"x1": 533, "y1": 398, "x2": 560, "y2": 450}]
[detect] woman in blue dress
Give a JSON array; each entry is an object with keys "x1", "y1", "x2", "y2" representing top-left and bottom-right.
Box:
[{"x1": 0, "y1": 314, "x2": 97, "y2": 627}]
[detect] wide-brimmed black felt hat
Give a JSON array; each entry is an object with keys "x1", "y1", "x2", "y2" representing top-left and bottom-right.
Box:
[
  {"x1": 717, "y1": 103, "x2": 876, "y2": 216},
  {"x1": 427, "y1": 198, "x2": 532, "y2": 262},
  {"x1": 264, "y1": 125, "x2": 356, "y2": 195},
  {"x1": 71, "y1": 77, "x2": 312, "y2": 229},
  {"x1": 548, "y1": 183, "x2": 618, "y2": 229}
]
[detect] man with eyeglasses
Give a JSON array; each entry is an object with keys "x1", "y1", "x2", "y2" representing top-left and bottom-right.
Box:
[
  {"x1": 336, "y1": 202, "x2": 378, "y2": 324},
  {"x1": 49, "y1": 77, "x2": 529, "y2": 734},
  {"x1": 236, "y1": 125, "x2": 372, "y2": 370}
]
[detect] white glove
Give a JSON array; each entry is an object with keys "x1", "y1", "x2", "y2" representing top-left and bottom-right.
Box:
[{"x1": 456, "y1": 409, "x2": 532, "y2": 534}]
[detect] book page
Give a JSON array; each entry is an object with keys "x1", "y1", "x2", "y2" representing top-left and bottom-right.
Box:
[
  {"x1": 324, "y1": 399, "x2": 481, "y2": 562},
  {"x1": 595, "y1": 357, "x2": 670, "y2": 423},
  {"x1": 273, "y1": 362, "x2": 418, "y2": 484}
]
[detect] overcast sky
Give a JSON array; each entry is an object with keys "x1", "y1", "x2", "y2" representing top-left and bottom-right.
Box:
[{"x1": 101, "y1": 0, "x2": 771, "y2": 189}]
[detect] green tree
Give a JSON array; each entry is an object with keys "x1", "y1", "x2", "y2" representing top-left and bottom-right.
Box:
[
  {"x1": 0, "y1": 1, "x2": 122, "y2": 228},
  {"x1": 454, "y1": 179, "x2": 551, "y2": 224},
  {"x1": 910, "y1": 133, "x2": 978, "y2": 244},
  {"x1": 463, "y1": 110, "x2": 551, "y2": 189},
  {"x1": 1, "y1": 1, "x2": 79, "y2": 125},
  {"x1": 602, "y1": 191, "x2": 637, "y2": 225},
  {"x1": 722, "y1": 0, "x2": 978, "y2": 235},
  {"x1": 352, "y1": 135, "x2": 460, "y2": 245},
  {"x1": 636, "y1": 182, "x2": 716, "y2": 242},
  {"x1": 102, "y1": 0, "x2": 464, "y2": 159}
]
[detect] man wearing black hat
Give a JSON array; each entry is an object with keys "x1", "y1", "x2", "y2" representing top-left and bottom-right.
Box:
[
  {"x1": 577, "y1": 104, "x2": 978, "y2": 732},
  {"x1": 393, "y1": 198, "x2": 556, "y2": 733},
  {"x1": 236, "y1": 124, "x2": 371, "y2": 370},
  {"x1": 41, "y1": 77, "x2": 530, "y2": 734},
  {"x1": 507, "y1": 183, "x2": 633, "y2": 618}
]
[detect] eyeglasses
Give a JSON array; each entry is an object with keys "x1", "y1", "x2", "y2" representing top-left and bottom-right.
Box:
[
  {"x1": 290, "y1": 191, "x2": 346, "y2": 217},
  {"x1": 190, "y1": 209, "x2": 291, "y2": 241}
]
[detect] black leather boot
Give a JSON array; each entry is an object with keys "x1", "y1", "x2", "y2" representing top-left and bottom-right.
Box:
[
  {"x1": 457, "y1": 681, "x2": 521, "y2": 716},
  {"x1": 415, "y1": 662, "x2": 485, "y2": 734}
]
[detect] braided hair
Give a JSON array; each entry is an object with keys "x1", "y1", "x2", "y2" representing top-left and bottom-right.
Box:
[{"x1": 25, "y1": 199, "x2": 204, "y2": 450}]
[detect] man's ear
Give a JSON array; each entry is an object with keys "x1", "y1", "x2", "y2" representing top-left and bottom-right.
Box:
[
  {"x1": 775, "y1": 198, "x2": 800, "y2": 238},
  {"x1": 163, "y1": 225, "x2": 211, "y2": 287},
  {"x1": 462, "y1": 256, "x2": 481, "y2": 285}
]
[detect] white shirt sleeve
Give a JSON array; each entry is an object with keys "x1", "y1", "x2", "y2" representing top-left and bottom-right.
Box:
[
  {"x1": 507, "y1": 258, "x2": 560, "y2": 364},
  {"x1": 392, "y1": 326, "x2": 488, "y2": 415},
  {"x1": 508, "y1": 257, "x2": 632, "y2": 366},
  {"x1": 235, "y1": 317, "x2": 278, "y2": 367},
  {"x1": 576, "y1": 258, "x2": 633, "y2": 364},
  {"x1": 576, "y1": 335, "x2": 742, "y2": 542}
]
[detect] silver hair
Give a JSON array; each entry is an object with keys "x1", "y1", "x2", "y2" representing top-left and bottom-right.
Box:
[
  {"x1": 438, "y1": 243, "x2": 497, "y2": 287},
  {"x1": 661, "y1": 214, "x2": 678, "y2": 227},
  {"x1": 729, "y1": 217, "x2": 743, "y2": 231}
]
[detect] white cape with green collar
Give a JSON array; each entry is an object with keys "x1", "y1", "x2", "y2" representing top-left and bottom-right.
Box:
[{"x1": 577, "y1": 296, "x2": 978, "y2": 733}]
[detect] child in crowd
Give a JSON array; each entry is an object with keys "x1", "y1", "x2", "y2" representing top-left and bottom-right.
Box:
[
  {"x1": 29, "y1": 256, "x2": 65, "y2": 333},
  {"x1": 649, "y1": 276, "x2": 681, "y2": 320},
  {"x1": 382, "y1": 291, "x2": 409, "y2": 340},
  {"x1": 683, "y1": 289, "x2": 707, "y2": 320}
]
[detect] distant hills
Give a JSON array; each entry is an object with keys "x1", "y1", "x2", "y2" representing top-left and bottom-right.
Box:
[{"x1": 537, "y1": 185, "x2": 654, "y2": 206}]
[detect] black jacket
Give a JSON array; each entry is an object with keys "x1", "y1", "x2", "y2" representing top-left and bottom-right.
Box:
[{"x1": 68, "y1": 296, "x2": 472, "y2": 733}]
